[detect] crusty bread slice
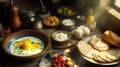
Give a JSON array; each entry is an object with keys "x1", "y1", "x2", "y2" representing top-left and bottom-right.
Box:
[
  {"x1": 89, "y1": 37, "x2": 110, "y2": 51},
  {"x1": 102, "y1": 30, "x2": 120, "y2": 48},
  {"x1": 77, "y1": 41, "x2": 97, "y2": 59}
]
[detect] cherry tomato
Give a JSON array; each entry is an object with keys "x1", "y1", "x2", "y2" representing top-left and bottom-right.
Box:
[{"x1": 52, "y1": 54, "x2": 67, "y2": 67}]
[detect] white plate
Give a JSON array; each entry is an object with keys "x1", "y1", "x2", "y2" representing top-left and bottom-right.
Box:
[{"x1": 79, "y1": 35, "x2": 120, "y2": 65}]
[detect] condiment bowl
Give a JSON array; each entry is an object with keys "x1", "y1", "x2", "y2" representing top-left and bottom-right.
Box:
[
  {"x1": 42, "y1": 16, "x2": 60, "y2": 27},
  {"x1": 57, "y1": 6, "x2": 77, "y2": 16},
  {"x1": 61, "y1": 19, "x2": 75, "y2": 31},
  {"x1": 51, "y1": 30, "x2": 71, "y2": 43},
  {"x1": 2, "y1": 30, "x2": 51, "y2": 60}
]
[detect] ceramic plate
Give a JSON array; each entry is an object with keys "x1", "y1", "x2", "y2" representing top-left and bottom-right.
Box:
[{"x1": 78, "y1": 35, "x2": 120, "y2": 65}]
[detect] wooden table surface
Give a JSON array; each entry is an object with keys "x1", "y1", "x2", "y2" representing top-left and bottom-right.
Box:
[{"x1": 0, "y1": 28, "x2": 120, "y2": 67}]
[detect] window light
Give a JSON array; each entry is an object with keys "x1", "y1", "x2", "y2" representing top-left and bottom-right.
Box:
[{"x1": 115, "y1": 0, "x2": 120, "y2": 8}]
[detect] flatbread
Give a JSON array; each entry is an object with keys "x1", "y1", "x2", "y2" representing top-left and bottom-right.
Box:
[
  {"x1": 89, "y1": 37, "x2": 110, "y2": 51},
  {"x1": 92, "y1": 51, "x2": 106, "y2": 62},
  {"x1": 106, "y1": 49, "x2": 120, "y2": 61},
  {"x1": 77, "y1": 41, "x2": 98, "y2": 59}
]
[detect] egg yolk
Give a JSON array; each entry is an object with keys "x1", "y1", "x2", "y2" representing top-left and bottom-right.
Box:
[
  {"x1": 17, "y1": 39, "x2": 40, "y2": 50},
  {"x1": 22, "y1": 39, "x2": 32, "y2": 50}
]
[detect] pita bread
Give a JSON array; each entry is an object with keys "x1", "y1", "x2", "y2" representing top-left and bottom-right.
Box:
[
  {"x1": 77, "y1": 41, "x2": 98, "y2": 59},
  {"x1": 92, "y1": 51, "x2": 106, "y2": 62},
  {"x1": 89, "y1": 37, "x2": 110, "y2": 51},
  {"x1": 106, "y1": 49, "x2": 120, "y2": 61}
]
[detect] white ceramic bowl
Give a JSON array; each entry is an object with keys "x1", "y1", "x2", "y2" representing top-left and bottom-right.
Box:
[
  {"x1": 61, "y1": 19, "x2": 75, "y2": 31},
  {"x1": 52, "y1": 30, "x2": 71, "y2": 43}
]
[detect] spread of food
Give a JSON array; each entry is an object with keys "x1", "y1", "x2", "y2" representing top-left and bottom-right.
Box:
[
  {"x1": 1, "y1": 1, "x2": 120, "y2": 67},
  {"x1": 43, "y1": 16, "x2": 59, "y2": 26},
  {"x1": 10, "y1": 36, "x2": 44, "y2": 56},
  {"x1": 1, "y1": 3, "x2": 120, "y2": 66},
  {"x1": 77, "y1": 30, "x2": 120, "y2": 64}
]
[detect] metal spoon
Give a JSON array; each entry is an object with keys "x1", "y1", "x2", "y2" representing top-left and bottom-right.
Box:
[{"x1": 39, "y1": 0, "x2": 46, "y2": 12}]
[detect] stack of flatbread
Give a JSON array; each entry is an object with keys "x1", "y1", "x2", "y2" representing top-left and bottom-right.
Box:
[{"x1": 77, "y1": 36, "x2": 120, "y2": 63}]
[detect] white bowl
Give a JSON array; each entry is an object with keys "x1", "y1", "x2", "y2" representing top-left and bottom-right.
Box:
[{"x1": 52, "y1": 30, "x2": 71, "y2": 43}]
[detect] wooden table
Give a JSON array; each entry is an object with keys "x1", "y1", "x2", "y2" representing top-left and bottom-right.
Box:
[{"x1": 0, "y1": 28, "x2": 120, "y2": 67}]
